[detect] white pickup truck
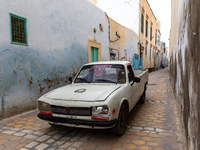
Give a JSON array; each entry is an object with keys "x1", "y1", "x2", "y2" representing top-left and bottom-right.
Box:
[{"x1": 37, "y1": 61, "x2": 148, "y2": 135}]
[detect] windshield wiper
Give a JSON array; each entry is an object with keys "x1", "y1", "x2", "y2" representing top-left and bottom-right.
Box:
[
  {"x1": 95, "y1": 79, "x2": 117, "y2": 84},
  {"x1": 75, "y1": 78, "x2": 90, "y2": 83}
]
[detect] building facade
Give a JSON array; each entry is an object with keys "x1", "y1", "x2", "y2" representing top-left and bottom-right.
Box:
[
  {"x1": 96, "y1": 0, "x2": 160, "y2": 70},
  {"x1": 154, "y1": 21, "x2": 161, "y2": 70},
  {"x1": 92, "y1": 0, "x2": 141, "y2": 69},
  {"x1": 0, "y1": 0, "x2": 109, "y2": 119},
  {"x1": 108, "y1": 17, "x2": 139, "y2": 63},
  {"x1": 138, "y1": 0, "x2": 160, "y2": 71}
]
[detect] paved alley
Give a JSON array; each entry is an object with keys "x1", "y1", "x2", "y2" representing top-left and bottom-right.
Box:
[{"x1": 0, "y1": 68, "x2": 186, "y2": 150}]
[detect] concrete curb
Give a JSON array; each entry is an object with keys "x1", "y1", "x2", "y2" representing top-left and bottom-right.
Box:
[{"x1": 0, "y1": 109, "x2": 39, "y2": 126}]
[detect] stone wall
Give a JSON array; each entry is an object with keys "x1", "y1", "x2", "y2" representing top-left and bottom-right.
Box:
[{"x1": 170, "y1": 0, "x2": 200, "y2": 149}]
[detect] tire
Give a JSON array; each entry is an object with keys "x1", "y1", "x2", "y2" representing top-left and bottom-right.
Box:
[
  {"x1": 139, "y1": 88, "x2": 146, "y2": 104},
  {"x1": 111, "y1": 103, "x2": 127, "y2": 135}
]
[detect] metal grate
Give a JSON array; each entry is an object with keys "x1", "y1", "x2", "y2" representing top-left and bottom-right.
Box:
[
  {"x1": 10, "y1": 14, "x2": 27, "y2": 45},
  {"x1": 51, "y1": 105, "x2": 92, "y2": 116}
]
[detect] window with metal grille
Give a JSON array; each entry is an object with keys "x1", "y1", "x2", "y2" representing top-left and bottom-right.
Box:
[
  {"x1": 10, "y1": 13, "x2": 28, "y2": 45},
  {"x1": 146, "y1": 20, "x2": 148, "y2": 37},
  {"x1": 141, "y1": 14, "x2": 144, "y2": 33}
]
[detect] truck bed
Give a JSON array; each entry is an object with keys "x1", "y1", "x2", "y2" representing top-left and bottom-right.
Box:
[{"x1": 134, "y1": 69, "x2": 148, "y2": 77}]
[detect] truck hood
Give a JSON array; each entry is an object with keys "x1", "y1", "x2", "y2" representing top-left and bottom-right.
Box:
[{"x1": 44, "y1": 84, "x2": 121, "y2": 102}]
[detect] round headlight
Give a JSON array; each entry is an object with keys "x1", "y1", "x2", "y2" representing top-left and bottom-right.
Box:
[
  {"x1": 92, "y1": 106, "x2": 109, "y2": 115},
  {"x1": 38, "y1": 101, "x2": 51, "y2": 111}
]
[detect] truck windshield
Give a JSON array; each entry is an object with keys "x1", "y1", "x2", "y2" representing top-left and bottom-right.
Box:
[{"x1": 74, "y1": 64, "x2": 126, "y2": 84}]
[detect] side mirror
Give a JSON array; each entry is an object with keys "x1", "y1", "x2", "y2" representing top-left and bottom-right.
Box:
[
  {"x1": 134, "y1": 77, "x2": 140, "y2": 83},
  {"x1": 69, "y1": 77, "x2": 73, "y2": 84}
]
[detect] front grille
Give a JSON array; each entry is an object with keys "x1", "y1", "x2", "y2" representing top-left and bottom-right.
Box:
[{"x1": 51, "y1": 105, "x2": 92, "y2": 116}]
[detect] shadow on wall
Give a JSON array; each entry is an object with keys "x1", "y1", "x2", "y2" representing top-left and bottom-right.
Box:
[
  {"x1": 0, "y1": 43, "x2": 87, "y2": 119},
  {"x1": 170, "y1": 0, "x2": 200, "y2": 149}
]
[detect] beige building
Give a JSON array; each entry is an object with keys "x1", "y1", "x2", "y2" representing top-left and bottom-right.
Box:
[
  {"x1": 108, "y1": 17, "x2": 139, "y2": 62},
  {"x1": 90, "y1": 0, "x2": 140, "y2": 64},
  {"x1": 90, "y1": 0, "x2": 97, "y2": 4},
  {"x1": 92, "y1": 0, "x2": 160, "y2": 70},
  {"x1": 138, "y1": 0, "x2": 160, "y2": 71}
]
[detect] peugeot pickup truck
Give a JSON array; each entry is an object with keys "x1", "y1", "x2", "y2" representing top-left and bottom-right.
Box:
[{"x1": 37, "y1": 61, "x2": 148, "y2": 135}]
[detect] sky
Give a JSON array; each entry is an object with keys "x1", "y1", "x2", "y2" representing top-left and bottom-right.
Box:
[
  {"x1": 96, "y1": 0, "x2": 171, "y2": 48},
  {"x1": 147, "y1": 0, "x2": 171, "y2": 47}
]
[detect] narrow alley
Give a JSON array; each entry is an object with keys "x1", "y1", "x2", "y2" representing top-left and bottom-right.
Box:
[{"x1": 0, "y1": 68, "x2": 186, "y2": 150}]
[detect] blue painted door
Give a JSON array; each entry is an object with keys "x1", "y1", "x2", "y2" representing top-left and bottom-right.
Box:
[
  {"x1": 91, "y1": 47, "x2": 98, "y2": 62},
  {"x1": 132, "y1": 54, "x2": 142, "y2": 69}
]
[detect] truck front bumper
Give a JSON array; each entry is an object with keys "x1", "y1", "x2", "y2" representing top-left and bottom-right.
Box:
[{"x1": 38, "y1": 113, "x2": 117, "y2": 129}]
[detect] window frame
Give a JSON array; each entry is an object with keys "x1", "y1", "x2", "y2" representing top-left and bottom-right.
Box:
[
  {"x1": 145, "y1": 46, "x2": 147, "y2": 56},
  {"x1": 158, "y1": 35, "x2": 160, "y2": 46},
  {"x1": 88, "y1": 39, "x2": 101, "y2": 63},
  {"x1": 141, "y1": 13, "x2": 144, "y2": 33},
  {"x1": 10, "y1": 13, "x2": 28, "y2": 46},
  {"x1": 153, "y1": 50, "x2": 154, "y2": 58},
  {"x1": 155, "y1": 33, "x2": 157, "y2": 45},
  {"x1": 127, "y1": 65, "x2": 134, "y2": 83},
  {"x1": 150, "y1": 26, "x2": 152, "y2": 40},
  {"x1": 150, "y1": 49, "x2": 151, "y2": 60},
  {"x1": 146, "y1": 20, "x2": 148, "y2": 37}
]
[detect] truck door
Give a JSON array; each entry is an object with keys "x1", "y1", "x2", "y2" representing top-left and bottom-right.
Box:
[{"x1": 127, "y1": 65, "x2": 138, "y2": 109}]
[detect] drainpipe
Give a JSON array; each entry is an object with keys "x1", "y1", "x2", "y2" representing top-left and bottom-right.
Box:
[{"x1": 105, "y1": 12, "x2": 120, "y2": 42}]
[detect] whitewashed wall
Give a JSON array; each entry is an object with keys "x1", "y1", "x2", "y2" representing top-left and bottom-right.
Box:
[{"x1": 0, "y1": 0, "x2": 109, "y2": 118}]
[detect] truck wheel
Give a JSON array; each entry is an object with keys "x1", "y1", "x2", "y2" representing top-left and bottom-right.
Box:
[
  {"x1": 111, "y1": 103, "x2": 127, "y2": 135},
  {"x1": 139, "y1": 88, "x2": 146, "y2": 104}
]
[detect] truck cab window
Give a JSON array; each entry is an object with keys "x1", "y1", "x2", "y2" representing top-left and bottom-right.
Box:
[{"x1": 127, "y1": 65, "x2": 134, "y2": 82}]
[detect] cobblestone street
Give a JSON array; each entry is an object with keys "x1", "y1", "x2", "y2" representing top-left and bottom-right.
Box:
[{"x1": 0, "y1": 68, "x2": 186, "y2": 150}]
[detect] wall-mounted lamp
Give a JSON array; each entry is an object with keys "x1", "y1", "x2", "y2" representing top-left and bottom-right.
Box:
[
  {"x1": 94, "y1": 28, "x2": 97, "y2": 33},
  {"x1": 99, "y1": 24, "x2": 104, "y2": 32}
]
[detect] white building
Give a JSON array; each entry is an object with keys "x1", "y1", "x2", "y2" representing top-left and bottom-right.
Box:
[{"x1": 0, "y1": 0, "x2": 109, "y2": 118}]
